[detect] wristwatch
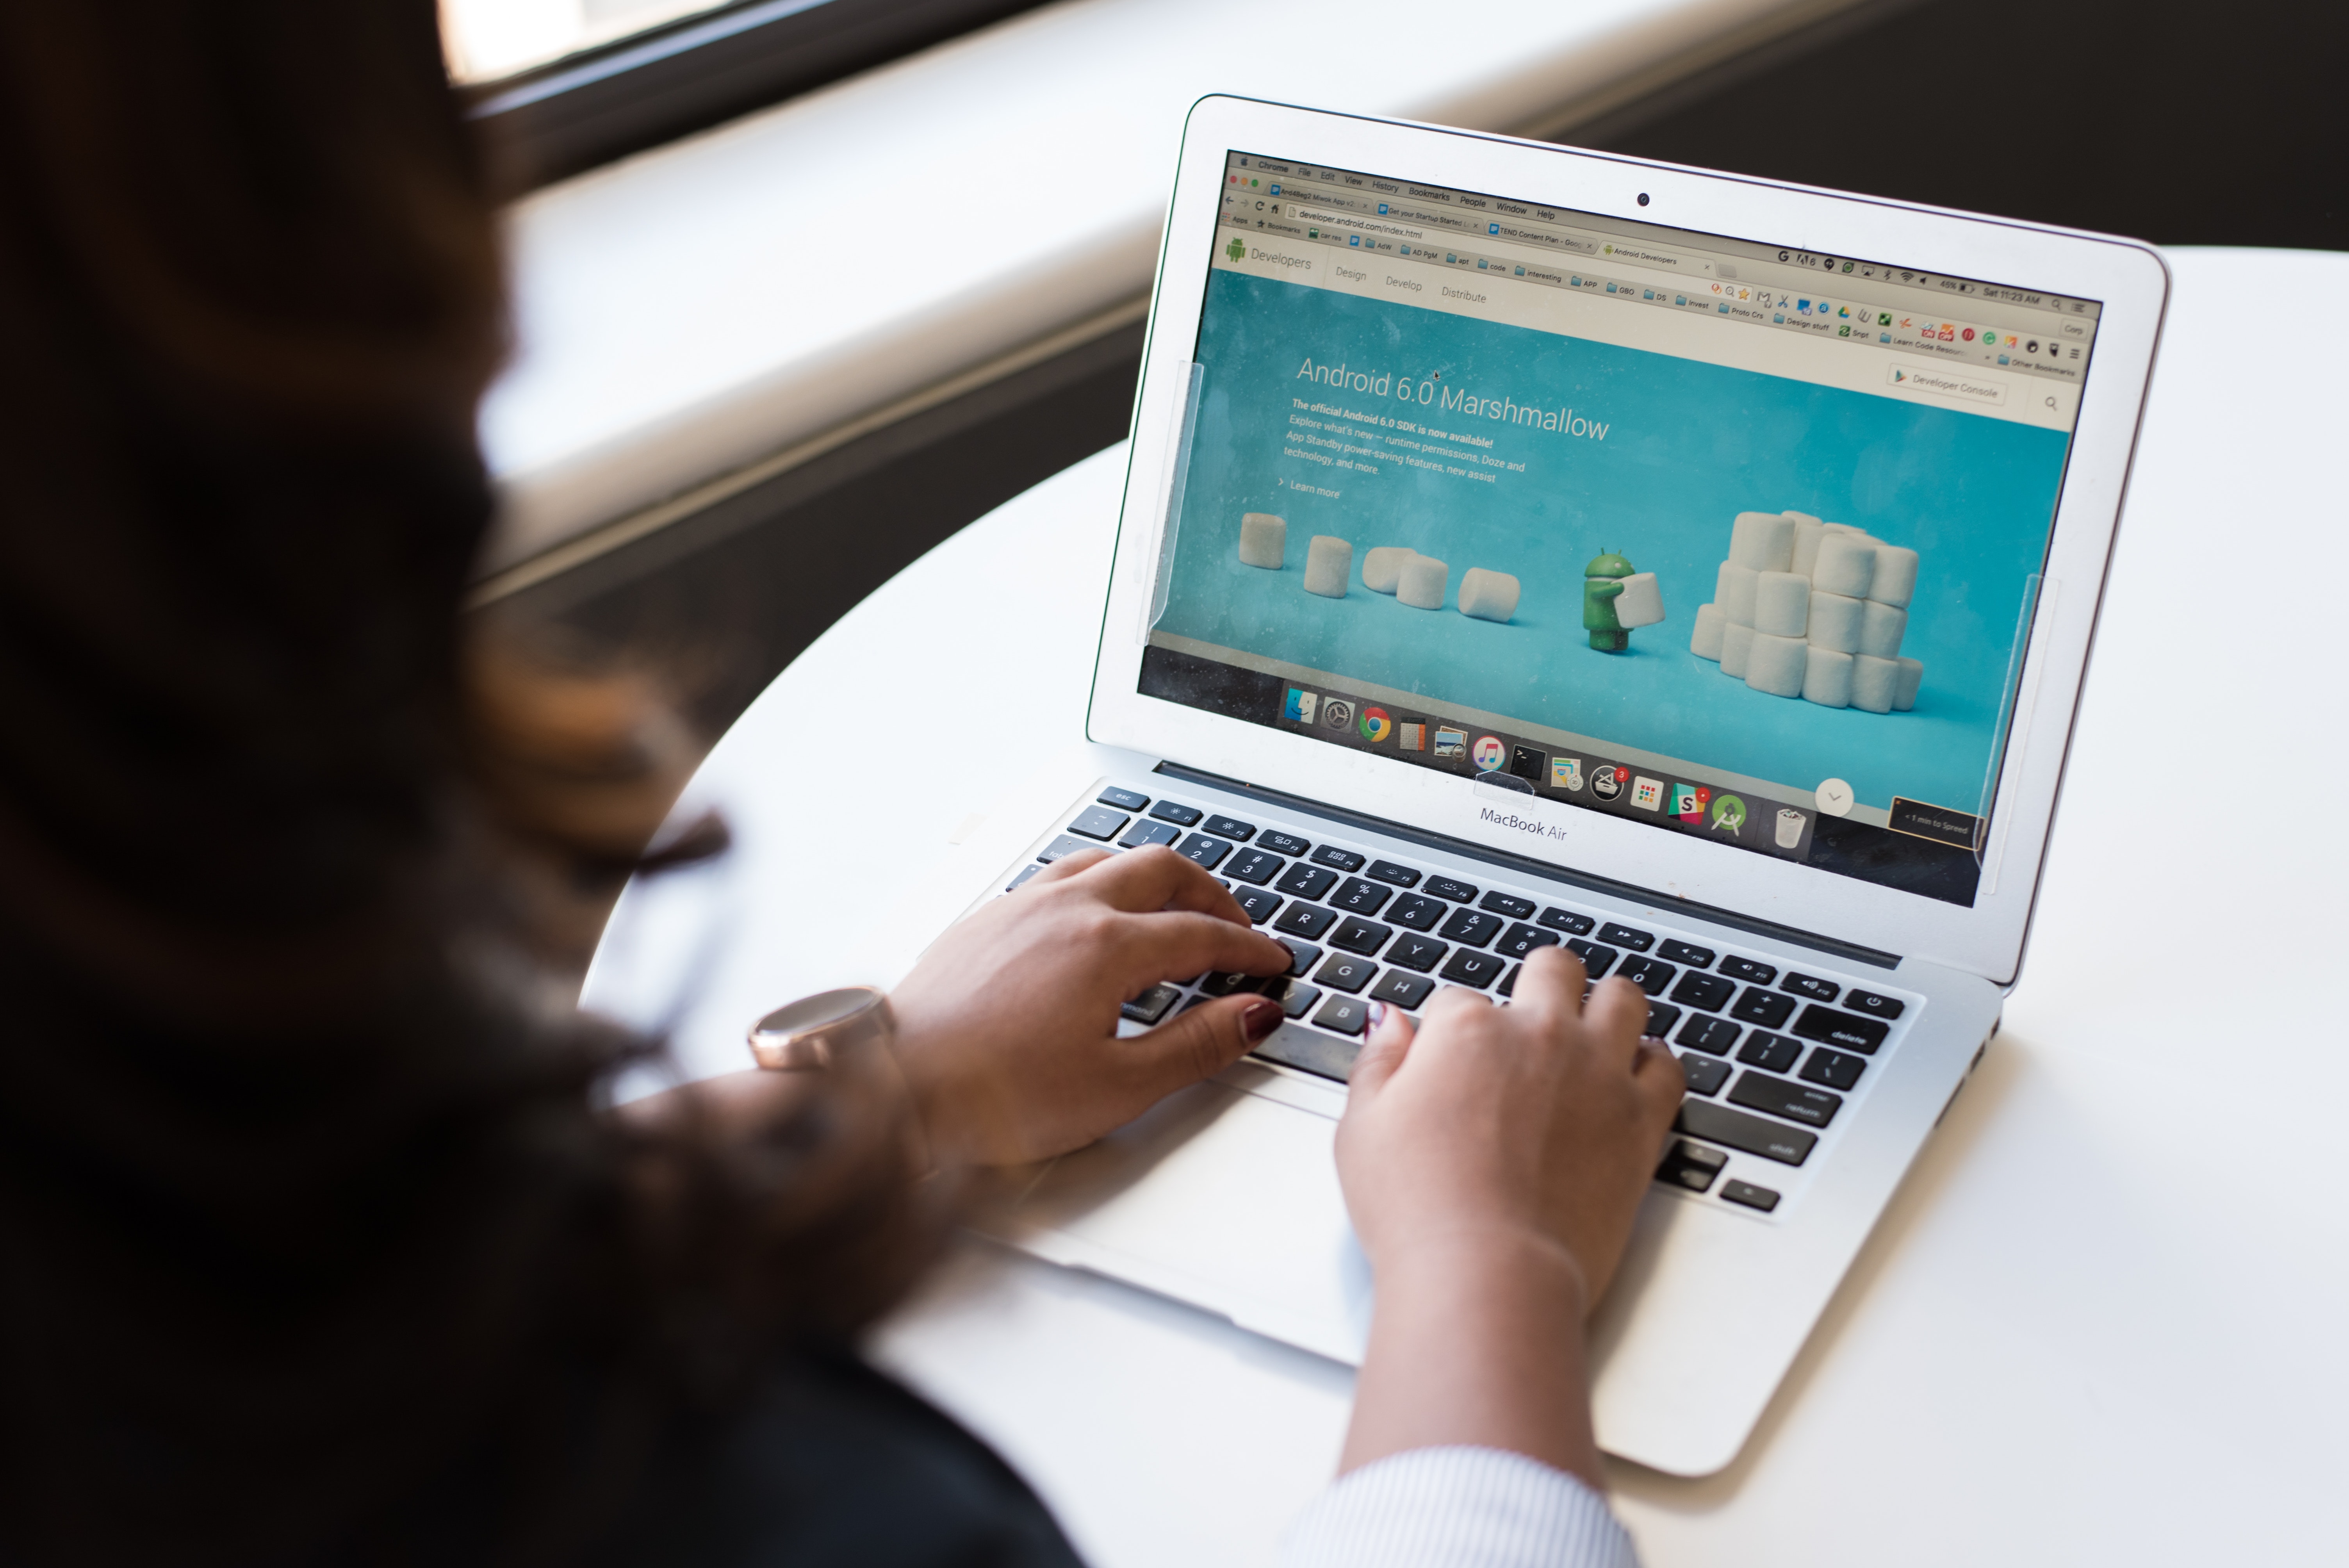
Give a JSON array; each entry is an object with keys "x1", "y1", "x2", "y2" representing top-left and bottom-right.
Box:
[{"x1": 746, "y1": 986, "x2": 896, "y2": 1071}]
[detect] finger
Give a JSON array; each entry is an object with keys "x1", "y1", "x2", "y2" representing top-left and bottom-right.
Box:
[
  {"x1": 1122, "y1": 994, "x2": 1286, "y2": 1107},
  {"x1": 1120, "y1": 909, "x2": 1294, "y2": 982},
  {"x1": 1509, "y1": 944, "x2": 1588, "y2": 1028},
  {"x1": 1346, "y1": 1000, "x2": 1417, "y2": 1103},
  {"x1": 1579, "y1": 974, "x2": 1650, "y2": 1060},
  {"x1": 1024, "y1": 847, "x2": 1112, "y2": 886},
  {"x1": 1085, "y1": 844, "x2": 1252, "y2": 923},
  {"x1": 1632, "y1": 1036, "x2": 1687, "y2": 1117}
]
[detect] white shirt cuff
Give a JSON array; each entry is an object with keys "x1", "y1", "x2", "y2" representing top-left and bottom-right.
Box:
[{"x1": 1281, "y1": 1446, "x2": 1640, "y2": 1568}]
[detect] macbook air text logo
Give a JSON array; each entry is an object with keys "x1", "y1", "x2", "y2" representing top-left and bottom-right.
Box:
[{"x1": 1478, "y1": 806, "x2": 1568, "y2": 842}]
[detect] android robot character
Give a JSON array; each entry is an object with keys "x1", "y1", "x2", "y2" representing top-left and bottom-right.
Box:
[{"x1": 1583, "y1": 549, "x2": 1636, "y2": 652}]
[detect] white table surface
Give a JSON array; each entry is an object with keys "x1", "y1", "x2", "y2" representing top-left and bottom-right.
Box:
[{"x1": 583, "y1": 247, "x2": 2349, "y2": 1565}]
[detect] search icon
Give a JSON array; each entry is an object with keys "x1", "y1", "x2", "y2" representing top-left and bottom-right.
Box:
[{"x1": 2043, "y1": 395, "x2": 2058, "y2": 409}]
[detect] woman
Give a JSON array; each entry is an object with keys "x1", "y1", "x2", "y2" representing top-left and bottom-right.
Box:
[{"x1": 0, "y1": 5, "x2": 1682, "y2": 1564}]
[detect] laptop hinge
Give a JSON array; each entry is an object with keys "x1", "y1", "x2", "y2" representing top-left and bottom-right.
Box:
[{"x1": 1153, "y1": 761, "x2": 1903, "y2": 971}]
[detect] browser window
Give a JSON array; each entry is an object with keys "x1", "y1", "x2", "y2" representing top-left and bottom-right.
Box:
[{"x1": 1138, "y1": 151, "x2": 2104, "y2": 907}]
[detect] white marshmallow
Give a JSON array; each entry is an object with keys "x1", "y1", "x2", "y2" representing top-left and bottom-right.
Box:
[
  {"x1": 1397, "y1": 554, "x2": 1448, "y2": 609},
  {"x1": 1690, "y1": 602, "x2": 1725, "y2": 660},
  {"x1": 1812, "y1": 533, "x2": 1878, "y2": 599},
  {"x1": 1303, "y1": 535, "x2": 1352, "y2": 598},
  {"x1": 1858, "y1": 599, "x2": 1907, "y2": 659},
  {"x1": 1716, "y1": 561, "x2": 1759, "y2": 627},
  {"x1": 1719, "y1": 621, "x2": 1756, "y2": 678},
  {"x1": 1361, "y1": 545, "x2": 1414, "y2": 593},
  {"x1": 1753, "y1": 571, "x2": 1810, "y2": 637},
  {"x1": 1728, "y1": 511, "x2": 1796, "y2": 572},
  {"x1": 1807, "y1": 590, "x2": 1864, "y2": 654},
  {"x1": 1787, "y1": 513, "x2": 1827, "y2": 577},
  {"x1": 1743, "y1": 632, "x2": 1808, "y2": 697},
  {"x1": 1458, "y1": 568, "x2": 1521, "y2": 623},
  {"x1": 1802, "y1": 646, "x2": 1853, "y2": 708},
  {"x1": 1868, "y1": 543, "x2": 1920, "y2": 609},
  {"x1": 1782, "y1": 510, "x2": 1823, "y2": 525},
  {"x1": 1895, "y1": 656, "x2": 1925, "y2": 711},
  {"x1": 1612, "y1": 571, "x2": 1665, "y2": 629},
  {"x1": 1239, "y1": 513, "x2": 1286, "y2": 569},
  {"x1": 1850, "y1": 654, "x2": 1899, "y2": 713}
]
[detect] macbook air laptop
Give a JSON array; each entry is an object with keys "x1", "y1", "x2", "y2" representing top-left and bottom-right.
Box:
[{"x1": 938, "y1": 96, "x2": 2164, "y2": 1477}]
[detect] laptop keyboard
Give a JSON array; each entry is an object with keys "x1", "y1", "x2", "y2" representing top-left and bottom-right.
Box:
[{"x1": 1003, "y1": 782, "x2": 1916, "y2": 1216}]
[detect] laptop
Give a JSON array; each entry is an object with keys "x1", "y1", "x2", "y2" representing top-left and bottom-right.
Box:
[{"x1": 934, "y1": 96, "x2": 2165, "y2": 1477}]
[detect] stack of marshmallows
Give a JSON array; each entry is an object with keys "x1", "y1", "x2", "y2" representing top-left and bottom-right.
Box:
[{"x1": 1689, "y1": 511, "x2": 1924, "y2": 713}]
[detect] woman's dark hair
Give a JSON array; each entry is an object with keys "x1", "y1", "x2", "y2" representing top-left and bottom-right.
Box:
[{"x1": 0, "y1": 5, "x2": 942, "y2": 1561}]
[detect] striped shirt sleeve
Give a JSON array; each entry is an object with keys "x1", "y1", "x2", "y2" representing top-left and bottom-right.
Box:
[{"x1": 1281, "y1": 1446, "x2": 1640, "y2": 1568}]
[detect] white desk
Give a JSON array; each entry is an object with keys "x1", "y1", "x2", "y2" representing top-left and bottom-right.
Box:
[{"x1": 584, "y1": 248, "x2": 2349, "y2": 1566}]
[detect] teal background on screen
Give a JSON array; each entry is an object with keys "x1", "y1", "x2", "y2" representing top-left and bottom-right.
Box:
[{"x1": 1155, "y1": 270, "x2": 2071, "y2": 813}]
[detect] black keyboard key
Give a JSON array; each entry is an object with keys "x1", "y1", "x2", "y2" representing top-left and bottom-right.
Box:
[
  {"x1": 1736, "y1": 1032, "x2": 1801, "y2": 1073},
  {"x1": 1097, "y1": 786, "x2": 1150, "y2": 811},
  {"x1": 1277, "y1": 979, "x2": 1321, "y2": 1019},
  {"x1": 1496, "y1": 965, "x2": 1518, "y2": 998},
  {"x1": 1150, "y1": 800, "x2": 1203, "y2": 826},
  {"x1": 1643, "y1": 1001, "x2": 1681, "y2": 1038},
  {"x1": 1225, "y1": 848, "x2": 1284, "y2": 886},
  {"x1": 1843, "y1": 989, "x2": 1905, "y2": 1020},
  {"x1": 1273, "y1": 903, "x2": 1337, "y2": 941},
  {"x1": 1618, "y1": 957, "x2": 1677, "y2": 995},
  {"x1": 1365, "y1": 859, "x2": 1422, "y2": 888},
  {"x1": 1424, "y1": 876, "x2": 1479, "y2": 903},
  {"x1": 1175, "y1": 833, "x2": 1232, "y2": 870},
  {"x1": 1669, "y1": 972, "x2": 1736, "y2": 1012},
  {"x1": 1199, "y1": 970, "x2": 1282, "y2": 998},
  {"x1": 1006, "y1": 864, "x2": 1045, "y2": 891},
  {"x1": 1328, "y1": 917, "x2": 1393, "y2": 956},
  {"x1": 1439, "y1": 949, "x2": 1505, "y2": 989},
  {"x1": 1438, "y1": 908, "x2": 1503, "y2": 946},
  {"x1": 1118, "y1": 820, "x2": 1181, "y2": 849},
  {"x1": 1252, "y1": 1026, "x2": 1358, "y2": 1083},
  {"x1": 1385, "y1": 933, "x2": 1449, "y2": 973},
  {"x1": 1658, "y1": 939, "x2": 1716, "y2": 968},
  {"x1": 1067, "y1": 805, "x2": 1130, "y2": 841},
  {"x1": 1120, "y1": 984, "x2": 1181, "y2": 1024},
  {"x1": 1369, "y1": 970, "x2": 1436, "y2": 1010},
  {"x1": 1233, "y1": 887, "x2": 1283, "y2": 925},
  {"x1": 1719, "y1": 956, "x2": 1777, "y2": 985},
  {"x1": 1314, "y1": 953, "x2": 1378, "y2": 993},
  {"x1": 1676, "y1": 1015, "x2": 1741, "y2": 1055},
  {"x1": 1677, "y1": 1053, "x2": 1732, "y2": 1096},
  {"x1": 1495, "y1": 923, "x2": 1559, "y2": 960},
  {"x1": 1675, "y1": 1101, "x2": 1818, "y2": 1166},
  {"x1": 1310, "y1": 845, "x2": 1367, "y2": 873},
  {"x1": 1721, "y1": 1179, "x2": 1780, "y2": 1212},
  {"x1": 1655, "y1": 1139, "x2": 1728, "y2": 1192},
  {"x1": 1781, "y1": 971, "x2": 1840, "y2": 1003},
  {"x1": 1791, "y1": 1004, "x2": 1890, "y2": 1055},
  {"x1": 1312, "y1": 994, "x2": 1372, "y2": 1035},
  {"x1": 1258, "y1": 830, "x2": 1311, "y2": 857},
  {"x1": 1036, "y1": 834, "x2": 1097, "y2": 862},
  {"x1": 1729, "y1": 987, "x2": 1797, "y2": 1028},
  {"x1": 1800, "y1": 1046, "x2": 1867, "y2": 1090},
  {"x1": 1274, "y1": 937, "x2": 1321, "y2": 976},
  {"x1": 1729, "y1": 1071, "x2": 1842, "y2": 1129},
  {"x1": 1564, "y1": 938, "x2": 1618, "y2": 978},
  {"x1": 1331, "y1": 878, "x2": 1393, "y2": 917},
  {"x1": 1598, "y1": 922, "x2": 1655, "y2": 952},
  {"x1": 1275, "y1": 863, "x2": 1339, "y2": 901},
  {"x1": 1478, "y1": 890, "x2": 1536, "y2": 920},
  {"x1": 1387, "y1": 894, "x2": 1445, "y2": 932},
  {"x1": 1536, "y1": 907, "x2": 1595, "y2": 935},
  {"x1": 1203, "y1": 814, "x2": 1256, "y2": 842}
]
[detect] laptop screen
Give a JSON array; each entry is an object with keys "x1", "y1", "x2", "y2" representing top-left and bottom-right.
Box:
[{"x1": 1138, "y1": 150, "x2": 2103, "y2": 908}]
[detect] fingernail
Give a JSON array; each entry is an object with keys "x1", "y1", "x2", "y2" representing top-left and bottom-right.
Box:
[
  {"x1": 1242, "y1": 999, "x2": 1284, "y2": 1042},
  {"x1": 1367, "y1": 1001, "x2": 1388, "y2": 1028}
]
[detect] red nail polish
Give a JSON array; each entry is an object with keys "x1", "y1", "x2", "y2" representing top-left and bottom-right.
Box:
[{"x1": 1242, "y1": 999, "x2": 1283, "y2": 1042}]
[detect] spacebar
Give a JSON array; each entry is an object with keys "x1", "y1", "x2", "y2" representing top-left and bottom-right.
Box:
[{"x1": 1675, "y1": 1100, "x2": 1818, "y2": 1166}]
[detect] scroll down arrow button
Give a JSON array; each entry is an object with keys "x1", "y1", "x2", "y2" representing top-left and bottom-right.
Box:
[{"x1": 1815, "y1": 778, "x2": 1854, "y2": 816}]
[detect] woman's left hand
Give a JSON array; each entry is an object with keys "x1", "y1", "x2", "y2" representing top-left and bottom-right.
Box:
[{"x1": 885, "y1": 844, "x2": 1294, "y2": 1168}]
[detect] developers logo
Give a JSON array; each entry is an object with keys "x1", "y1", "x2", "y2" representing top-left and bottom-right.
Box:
[
  {"x1": 1470, "y1": 736, "x2": 1508, "y2": 772},
  {"x1": 1358, "y1": 705, "x2": 1394, "y2": 743},
  {"x1": 1281, "y1": 688, "x2": 1318, "y2": 725}
]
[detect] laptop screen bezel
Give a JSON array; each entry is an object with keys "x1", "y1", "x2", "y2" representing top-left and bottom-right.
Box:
[{"x1": 1087, "y1": 95, "x2": 2167, "y2": 986}]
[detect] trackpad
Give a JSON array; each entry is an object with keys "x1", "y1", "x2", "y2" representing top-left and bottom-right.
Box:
[{"x1": 989, "y1": 1078, "x2": 1372, "y2": 1364}]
